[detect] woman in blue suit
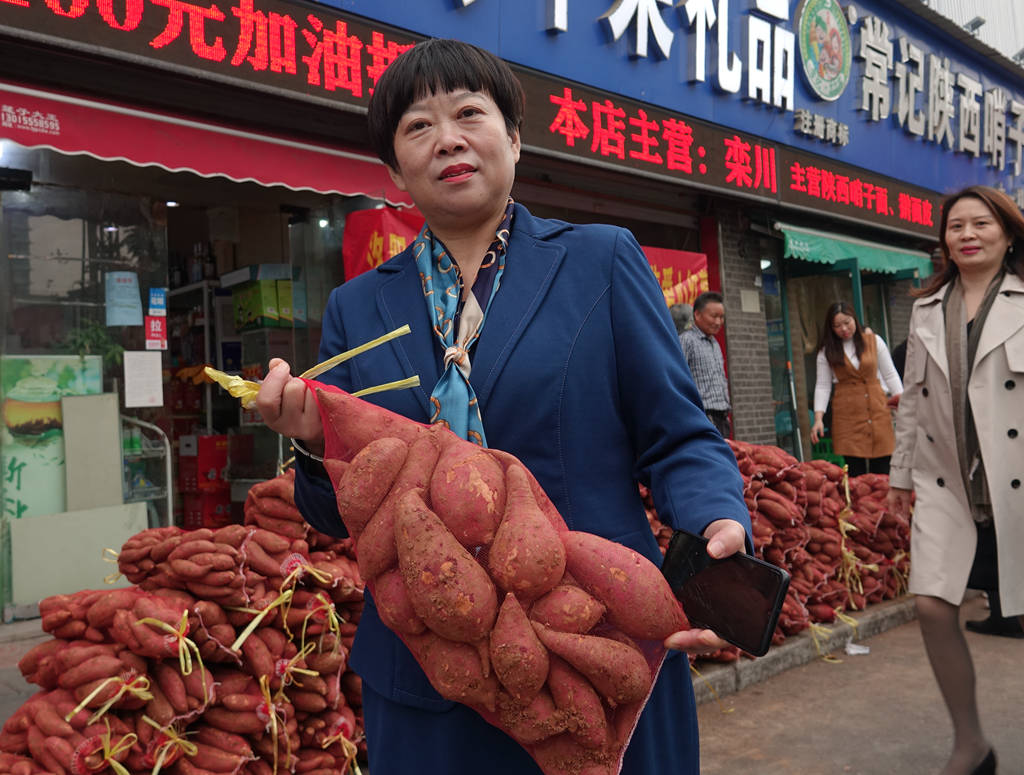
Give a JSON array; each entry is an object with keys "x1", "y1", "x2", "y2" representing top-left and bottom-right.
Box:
[{"x1": 254, "y1": 38, "x2": 750, "y2": 775}]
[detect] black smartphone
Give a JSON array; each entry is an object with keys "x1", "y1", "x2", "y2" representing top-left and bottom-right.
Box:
[{"x1": 661, "y1": 529, "x2": 790, "y2": 657}]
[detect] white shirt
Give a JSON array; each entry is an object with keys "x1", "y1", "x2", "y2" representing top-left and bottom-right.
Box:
[{"x1": 813, "y1": 334, "x2": 903, "y2": 413}]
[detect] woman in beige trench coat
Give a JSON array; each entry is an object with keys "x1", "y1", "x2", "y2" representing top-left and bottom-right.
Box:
[{"x1": 889, "y1": 185, "x2": 1024, "y2": 775}]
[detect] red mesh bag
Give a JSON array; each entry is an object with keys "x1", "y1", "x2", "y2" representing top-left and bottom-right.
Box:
[{"x1": 305, "y1": 381, "x2": 688, "y2": 775}]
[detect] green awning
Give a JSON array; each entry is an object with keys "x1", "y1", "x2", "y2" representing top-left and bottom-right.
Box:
[{"x1": 776, "y1": 222, "x2": 934, "y2": 278}]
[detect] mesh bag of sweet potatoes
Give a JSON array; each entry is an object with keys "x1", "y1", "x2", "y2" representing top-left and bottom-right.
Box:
[{"x1": 308, "y1": 381, "x2": 689, "y2": 775}]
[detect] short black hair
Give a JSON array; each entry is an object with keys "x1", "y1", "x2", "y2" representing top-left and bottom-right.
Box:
[
  {"x1": 367, "y1": 38, "x2": 526, "y2": 170},
  {"x1": 693, "y1": 291, "x2": 724, "y2": 312}
]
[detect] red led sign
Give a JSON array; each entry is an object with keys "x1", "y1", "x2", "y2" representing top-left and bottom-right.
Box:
[
  {"x1": 0, "y1": 0, "x2": 415, "y2": 106},
  {"x1": 520, "y1": 68, "x2": 940, "y2": 238}
]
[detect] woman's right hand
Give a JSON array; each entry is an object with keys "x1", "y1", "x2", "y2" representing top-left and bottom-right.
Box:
[
  {"x1": 809, "y1": 418, "x2": 825, "y2": 445},
  {"x1": 887, "y1": 487, "x2": 913, "y2": 519},
  {"x1": 252, "y1": 358, "x2": 325, "y2": 455}
]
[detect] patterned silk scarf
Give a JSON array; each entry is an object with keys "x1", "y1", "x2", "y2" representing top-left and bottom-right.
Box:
[{"x1": 413, "y1": 200, "x2": 513, "y2": 446}]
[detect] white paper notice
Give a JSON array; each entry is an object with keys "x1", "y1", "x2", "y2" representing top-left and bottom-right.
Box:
[{"x1": 123, "y1": 351, "x2": 164, "y2": 408}]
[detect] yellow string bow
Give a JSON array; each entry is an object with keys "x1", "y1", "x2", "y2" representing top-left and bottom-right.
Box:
[
  {"x1": 102, "y1": 547, "x2": 124, "y2": 584},
  {"x1": 135, "y1": 611, "x2": 210, "y2": 704},
  {"x1": 140, "y1": 716, "x2": 197, "y2": 775},
  {"x1": 258, "y1": 674, "x2": 291, "y2": 775},
  {"x1": 272, "y1": 642, "x2": 319, "y2": 701},
  {"x1": 65, "y1": 674, "x2": 153, "y2": 724},
  {"x1": 807, "y1": 622, "x2": 843, "y2": 663},
  {"x1": 229, "y1": 588, "x2": 295, "y2": 652},
  {"x1": 97, "y1": 720, "x2": 138, "y2": 775},
  {"x1": 205, "y1": 324, "x2": 418, "y2": 408},
  {"x1": 301, "y1": 592, "x2": 343, "y2": 656},
  {"x1": 321, "y1": 726, "x2": 364, "y2": 775}
]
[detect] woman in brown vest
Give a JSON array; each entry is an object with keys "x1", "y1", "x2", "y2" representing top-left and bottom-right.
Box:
[{"x1": 809, "y1": 302, "x2": 903, "y2": 475}]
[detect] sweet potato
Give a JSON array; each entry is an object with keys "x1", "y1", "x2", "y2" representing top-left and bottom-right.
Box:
[
  {"x1": 404, "y1": 632, "x2": 498, "y2": 711},
  {"x1": 429, "y1": 444, "x2": 505, "y2": 547},
  {"x1": 532, "y1": 733, "x2": 617, "y2": 775},
  {"x1": 316, "y1": 387, "x2": 428, "y2": 462},
  {"x1": 532, "y1": 623, "x2": 651, "y2": 706},
  {"x1": 561, "y1": 531, "x2": 684, "y2": 640},
  {"x1": 486, "y1": 449, "x2": 567, "y2": 533},
  {"x1": 529, "y1": 584, "x2": 607, "y2": 634},
  {"x1": 498, "y1": 688, "x2": 567, "y2": 745},
  {"x1": 334, "y1": 437, "x2": 409, "y2": 536},
  {"x1": 373, "y1": 568, "x2": 426, "y2": 636},
  {"x1": 488, "y1": 464, "x2": 566, "y2": 601},
  {"x1": 356, "y1": 434, "x2": 442, "y2": 582},
  {"x1": 489, "y1": 593, "x2": 548, "y2": 703},
  {"x1": 394, "y1": 489, "x2": 497, "y2": 643},
  {"x1": 547, "y1": 655, "x2": 610, "y2": 749}
]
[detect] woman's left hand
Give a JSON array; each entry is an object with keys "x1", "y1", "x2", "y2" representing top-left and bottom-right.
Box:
[{"x1": 663, "y1": 518, "x2": 747, "y2": 654}]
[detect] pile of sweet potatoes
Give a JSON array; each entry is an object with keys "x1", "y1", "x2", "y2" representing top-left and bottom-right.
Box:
[
  {"x1": 0, "y1": 471, "x2": 367, "y2": 775},
  {"x1": 311, "y1": 384, "x2": 687, "y2": 775}
]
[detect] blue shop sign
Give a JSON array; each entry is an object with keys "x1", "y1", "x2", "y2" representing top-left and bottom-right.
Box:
[{"x1": 316, "y1": 0, "x2": 1024, "y2": 200}]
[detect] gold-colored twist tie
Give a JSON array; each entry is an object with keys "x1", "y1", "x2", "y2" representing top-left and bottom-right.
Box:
[
  {"x1": 834, "y1": 609, "x2": 860, "y2": 634},
  {"x1": 99, "y1": 720, "x2": 137, "y2": 775},
  {"x1": 205, "y1": 324, "x2": 415, "y2": 408},
  {"x1": 688, "y1": 663, "x2": 734, "y2": 714},
  {"x1": 273, "y1": 642, "x2": 319, "y2": 700},
  {"x1": 230, "y1": 589, "x2": 294, "y2": 652},
  {"x1": 808, "y1": 622, "x2": 842, "y2": 663},
  {"x1": 259, "y1": 674, "x2": 288, "y2": 775},
  {"x1": 141, "y1": 716, "x2": 197, "y2": 775},
  {"x1": 102, "y1": 547, "x2": 124, "y2": 584},
  {"x1": 281, "y1": 560, "x2": 333, "y2": 592},
  {"x1": 137, "y1": 612, "x2": 209, "y2": 704},
  {"x1": 87, "y1": 675, "x2": 153, "y2": 725},
  {"x1": 321, "y1": 728, "x2": 363, "y2": 775},
  {"x1": 65, "y1": 676, "x2": 121, "y2": 723},
  {"x1": 301, "y1": 593, "x2": 341, "y2": 656}
]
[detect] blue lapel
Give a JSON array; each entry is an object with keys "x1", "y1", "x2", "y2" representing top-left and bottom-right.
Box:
[
  {"x1": 373, "y1": 204, "x2": 571, "y2": 420},
  {"x1": 375, "y1": 254, "x2": 440, "y2": 419},
  {"x1": 470, "y1": 205, "x2": 570, "y2": 405}
]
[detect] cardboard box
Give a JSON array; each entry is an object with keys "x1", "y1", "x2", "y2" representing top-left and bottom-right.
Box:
[
  {"x1": 291, "y1": 275, "x2": 307, "y2": 327},
  {"x1": 277, "y1": 280, "x2": 293, "y2": 325},
  {"x1": 220, "y1": 263, "x2": 293, "y2": 288},
  {"x1": 232, "y1": 280, "x2": 279, "y2": 331}
]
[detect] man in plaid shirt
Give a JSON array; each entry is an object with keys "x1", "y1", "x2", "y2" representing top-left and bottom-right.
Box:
[{"x1": 679, "y1": 291, "x2": 731, "y2": 437}]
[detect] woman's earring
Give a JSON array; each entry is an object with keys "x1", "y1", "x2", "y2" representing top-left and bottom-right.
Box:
[{"x1": 1009, "y1": 244, "x2": 1015, "y2": 253}]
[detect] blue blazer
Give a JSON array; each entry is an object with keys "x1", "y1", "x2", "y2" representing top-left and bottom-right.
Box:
[{"x1": 294, "y1": 204, "x2": 750, "y2": 774}]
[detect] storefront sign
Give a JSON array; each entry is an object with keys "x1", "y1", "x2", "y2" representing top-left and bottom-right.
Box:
[
  {"x1": 641, "y1": 246, "x2": 708, "y2": 307},
  {"x1": 341, "y1": 207, "x2": 424, "y2": 281},
  {"x1": 519, "y1": 68, "x2": 942, "y2": 237},
  {"x1": 4, "y1": 0, "x2": 1019, "y2": 212}
]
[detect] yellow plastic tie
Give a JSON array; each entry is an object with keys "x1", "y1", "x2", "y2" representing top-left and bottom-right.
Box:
[
  {"x1": 688, "y1": 663, "x2": 734, "y2": 714},
  {"x1": 259, "y1": 674, "x2": 289, "y2": 775},
  {"x1": 321, "y1": 729, "x2": 363, "y2": 775},
  {"x1": 205, "y1": 324, "x2": 415, "y2": 408},
  {"x1": 136, "y1": 612, "x2": 210, "y2": 704},
  {"x1": 808, "y1": 622, "x2": 842, "y2": 663},
  {"x1": 230, "y1": 589, "x2": 294, "y2": 652},
  {"x1": 273, "y1": 642, "x2": 319, "y2": 700},
  {"x1": 87, "y1": 675, "x2": 153, "y2": 725},
  {"x1": 102, "y1": 547, "x2": 124, "y2": 585},
  {"x1": 141, "y1": 716, "x2": 197, "y2": 775},
  {"x1": 301, "y1": 592, "x2": 342, "y2": 656},
  {"x1": 99, "y1": 720, "x2": 137, "y2": 775}
]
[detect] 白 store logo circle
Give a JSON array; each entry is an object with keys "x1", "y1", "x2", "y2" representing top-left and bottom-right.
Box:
[{"x1": 797, "y1": 0, "x2": 852, "y2": 102}]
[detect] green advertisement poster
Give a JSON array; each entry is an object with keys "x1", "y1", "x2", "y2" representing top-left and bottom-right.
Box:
[{"x1": 1, "y1": 354, "x2": 103, "y2": 520}]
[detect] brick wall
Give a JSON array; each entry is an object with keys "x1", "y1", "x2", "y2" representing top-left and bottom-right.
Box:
[
  {"x1": 713, "y1": 205, "x2": 776, "y2": 445},
  {"x1": 887, "y1": 279, "x2": 916, "y2": 347}
]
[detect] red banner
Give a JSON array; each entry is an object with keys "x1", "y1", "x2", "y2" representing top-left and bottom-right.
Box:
[
  {"x1": 641, "y1": 246, "x2": 709, "y2": 307},
  {"x1": 342, "y1": 208, "x2": 425, "y2": 281}
]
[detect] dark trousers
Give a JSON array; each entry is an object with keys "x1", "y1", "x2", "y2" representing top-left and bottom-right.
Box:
[
  {"x1": 706, "y1": 409, "x2": 731, "y2": 439},
  {"x1": 844, "y1": 455, "x2": 890, "y2": 477}
]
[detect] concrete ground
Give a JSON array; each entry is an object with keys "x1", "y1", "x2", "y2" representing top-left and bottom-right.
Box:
[{"x1": 696, "y1": 594, "x2": 1023, "y2": 775}]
